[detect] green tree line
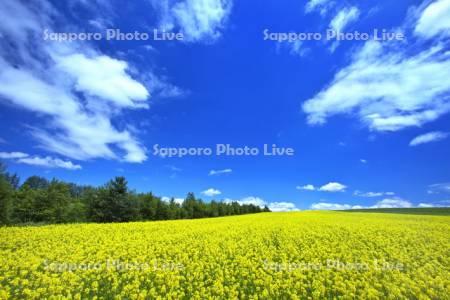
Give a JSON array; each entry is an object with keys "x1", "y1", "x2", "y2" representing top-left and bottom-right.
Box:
[{"x1": 0, "y1": 163, "x2": 270, "y2": 225}]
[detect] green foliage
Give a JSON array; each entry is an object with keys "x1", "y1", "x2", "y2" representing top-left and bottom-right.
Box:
[
  {"x1": 0, "y1": 176, "x2": 13, "y2": 225},
  {"x1": 0, "y1": 163, "x2": 13, "y2": 225},
  {"x1": 22, "y1": 176, "x2": 49, "y2": 190},
  {"x1": 0, "y1": 163, "x2": 269, "y2": 226}
]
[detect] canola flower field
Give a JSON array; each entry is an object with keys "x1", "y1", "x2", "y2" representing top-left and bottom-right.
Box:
[{"x1": 0, "y1": 211, "x2": 449, "y2": 299}]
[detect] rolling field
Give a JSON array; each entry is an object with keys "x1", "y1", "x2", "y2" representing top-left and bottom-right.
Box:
[{"x1": 1, "y1": 211, "x2": 449, "y2": 299}]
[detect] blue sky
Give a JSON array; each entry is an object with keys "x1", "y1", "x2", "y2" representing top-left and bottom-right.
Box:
[{"x1": 1, "y1": 0, "x2": 450, "y2": 211}]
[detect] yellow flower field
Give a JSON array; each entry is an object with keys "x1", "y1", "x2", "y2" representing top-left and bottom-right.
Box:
[{"x1": 0, "y1": 212, "x2": 449, "y2": 299}]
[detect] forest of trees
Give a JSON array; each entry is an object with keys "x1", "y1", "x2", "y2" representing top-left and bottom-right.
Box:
[{"x1": 0, "y1": 162, "x2": 270, "y2": 225}]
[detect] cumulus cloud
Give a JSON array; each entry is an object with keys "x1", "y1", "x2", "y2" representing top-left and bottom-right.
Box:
[
  {"x1": 230, "y1": 196, "x2": 267, "y2": 207},
  {"x1": 311, "y1": 202, "x2": 357, "y2": 210},
  {"x1": 303, "y1": 40, "x2": 450, "y2": 131},
  {"x1": 0, "y1": 0, "x2": 150, "y2": 163},
  {"x1": 319, "y1": 182, "x2": 347, "y2": 192},
  {"x1": 311, "y1": 197, "x2": 414, "y2": 210},
  {"x1": 302, "y1": 0, "x2": 450, "y2": 132},
  {"x1": 209, "y1": 168, "x2": 232, "y2": 176},
  {"x1": 329, "y1": 7, "x2": 360, "y2": 32},
  {"x1": 268, "y1": 202, "x2": 299, "y2": 212},
  {"x1": 409, "y1": 131, "x2": 449, "y2": 146},
  {"x1": 162, "y1": 196, "x2": 185, "y2": 205},
  {"x1": 201, "y1": 188, "x2": 222, "y2": 197},
  {"x1": 414, "y1": 0, "x2": 450, "y2": 39},
  {"x1": 418, "y1": 203, "x2": 435, "y2": 208},
  {"x1": 150, "y1": 0, "x2": 232, "y2": 42},
  {"x1": 370, "y1": 198, "x2": 412, "y2": 208},
  {"x1": 0, "y1": 151, "x2": 81, "y2": 170},
  {"x1": 224, "y1": 196, "x2": 299, "y2": 212},
  {"x1": 53, "y1": 53, "x2": 149, "y2": 109},
  {"x1": 297, "y1": 184, "x2": 316, "y2": 191}
]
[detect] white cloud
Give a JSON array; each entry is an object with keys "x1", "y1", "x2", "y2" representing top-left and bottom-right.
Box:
[
  {"x1": 289, "y1": 41, "x2": 309, "y2": 57},
  {"x1": 305, "y1": 0, "x2": 334, "y2": 15},
  {"x1": 303, "y1": 3, "x2": 450, "y2": 133},
  {"x1": 409, "y1": 131, "x2": 449, "y2": 146},
  {"x1": 0, "y1": 152, "x2": 29, "y2": 159},
  {"x1": 144, "y1": 72, "x2": 186, "y2": 99},
  {"x1": 329, "y1": 7, "x2": 360, "y2": 33},
  {"x1": 231, "y1": 196, "x2": 267, "y2": 207},
  {"x1": 268, "y1": 202, "x2": 299, "y2": 212},
  {"x1": 151, "y1": 0, "x2": 232, "y2": 42},
  {"x1": 370, "y1": 198, "x2": 413, "y2": 209},
  {"x1": 428, "y1": 183, "x2": 450, "y2": 194},
  {"x1": 0, "y1": 151, "x2": 81, "y2": 170},
  {"x1": 209, "y1": 168, "x2": 232, "y2": 175},
  {"x1": 166, "y1": 165, "x2": 182, "y2": 172},
  {"x1": 319, "y1": 182, "x2": 347, "y2": 192},
  {"x1": 17, "y1": 156, "x2": 82, "y2": 170},
  {"x1": 311, "y1": 197, "x2": 413, "y2": 210},
  {"x1": 225, "y1": 196, "x2": 299, "y2": 212},
  {"x1": 0, "y1": 0, "x2": 151, "y2": 163},
  {"x1": 360, "y1": 159, "x2": 367, "y2": 164},
  {"x1": 296, "y1": 184, "x2": 316, "y2": 191},
  {"x1": 353, "y1": 190, "x2": 395, "y2": 197},
  {"x1": 53, "y1": 53, "x2": 149, "y2": 109},
  {"x1": 415, "y1": 0, "x2": 450, "y2": 39},
  {"x1": 418, "y1": 203, "x2": 435, "y2": 208},
  {"x1": 201, "y1": 188, "x2": 222, "y2": 197},
  {"x1": 428, "y1": 200, "x2": 450, "y2": 207},
  {"x1": 311, "y1": 202, "x2": 355, "y2": 210},
  {"x1": 162, "y1": 196, "x2": 184, "y2": 205}
]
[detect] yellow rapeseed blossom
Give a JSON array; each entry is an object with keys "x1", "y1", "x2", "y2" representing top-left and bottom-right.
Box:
[{"x1": 0, "y1": 211, "x2": 449, "y2": 299}]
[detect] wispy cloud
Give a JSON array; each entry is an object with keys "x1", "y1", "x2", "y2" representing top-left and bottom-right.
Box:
[
  {"x1": 414, "y1": 0, "x2": 450, "y2": 39},
  {"x1": 166, "y1": 165, "x2": 182, "y2": 172},
  {"x1": 302, "y1": 0, "x2": 450, "y2": 132},
  {"x1": 409, "y1": 131, "x2": 449, "y2": 146},
  {"x1": 209, "y1": 168, "x2": 232, "y2": 176},
  {"x1": 296, "y1": 184, "x2": 316, "y2": 191},
  {"x1": 305, "y1": 0, "x2": 334, "y2": 15},
  {"x1": 428, "y1": 183, "x2": 450, "y2": 194},
  {"x1": 329, "y1": 7, "x2": 360, "y2": 33},
  {"x1": 353, "y1": 190, "x2": 395, "y2": 197},
  {"x1": 0, "y1": 152, "x2": 29, "y2": 159},
  {"x1": 0, "y1": 0, "x2": 152, "y2": 163},
  {"x1": 150, "y1": 0, "x2": 233, "y2": 42},
  {"x1": 0, "y1": 151, "x2": 81, "y2": 170}
]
